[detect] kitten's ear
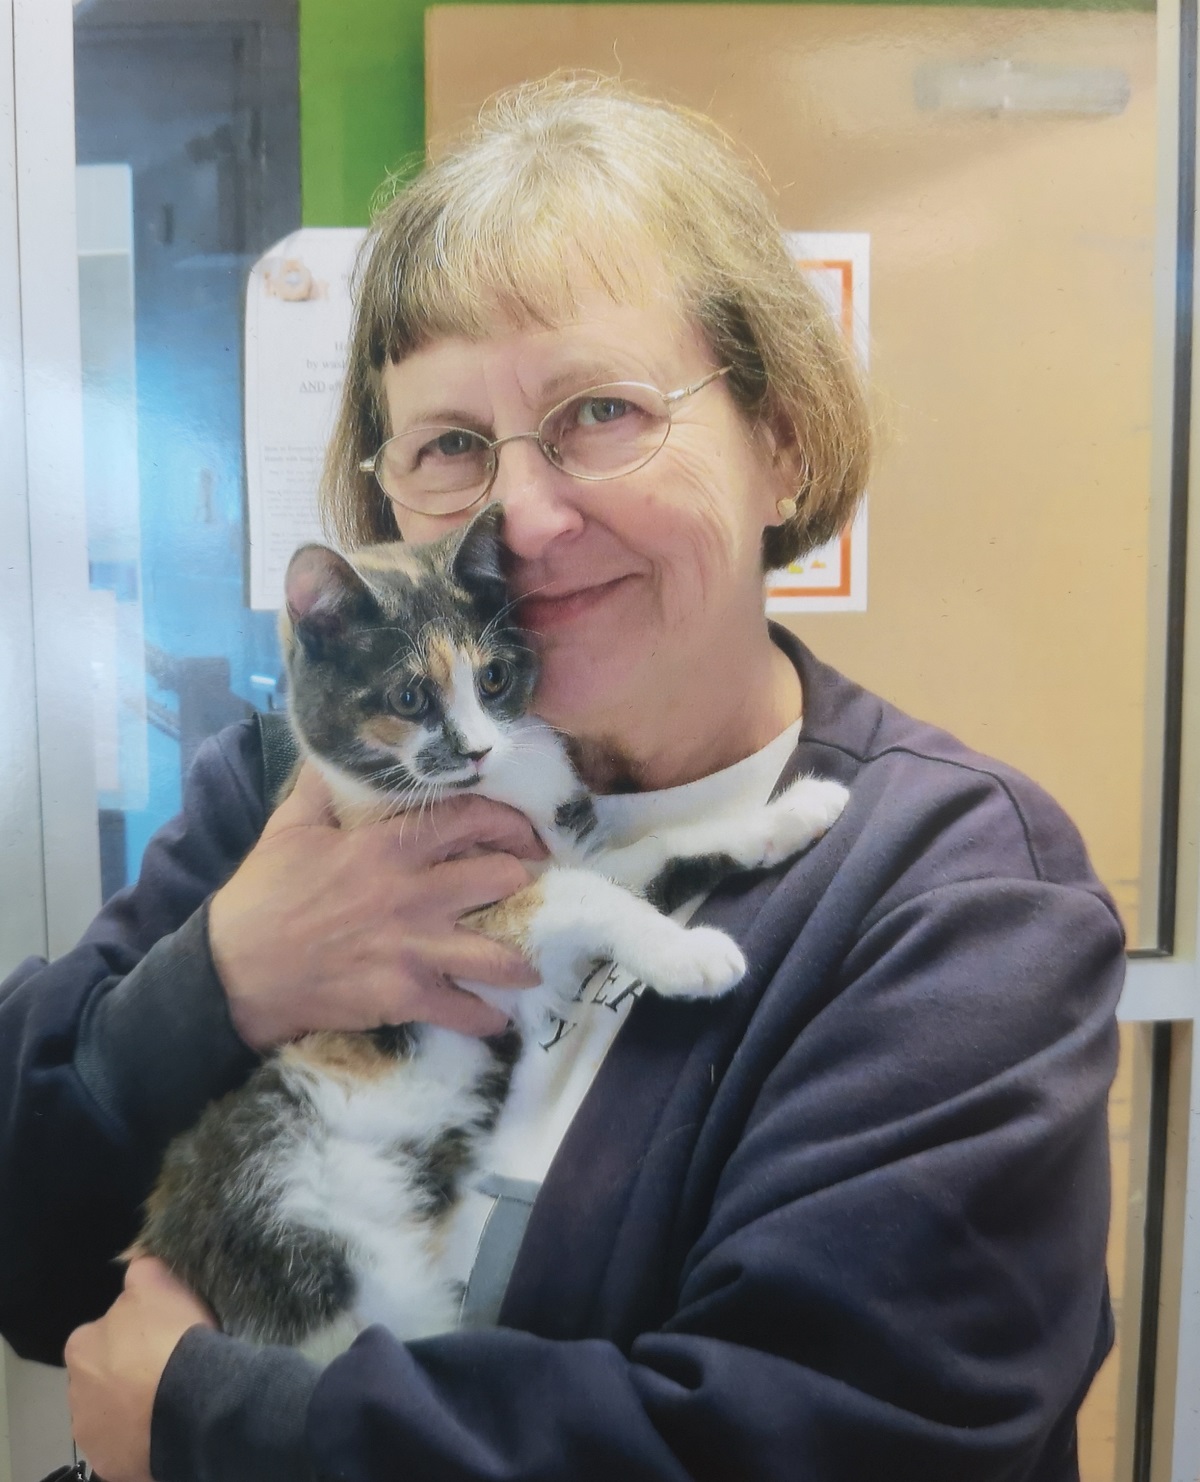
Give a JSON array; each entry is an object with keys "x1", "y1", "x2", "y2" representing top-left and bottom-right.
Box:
[
  {"x1": 283, "y1": 545, "x2": 376, "y2": 659},
  {"x1": 450, "y1": 502, "x2": 507, "y2": 596}
]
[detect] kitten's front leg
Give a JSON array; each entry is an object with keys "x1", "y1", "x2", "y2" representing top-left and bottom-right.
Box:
[
  {"x1": 463, "y1": 871, "x2": 746, "y2": 1008},
  {"x1": 596, "y1": 774, "x2": 850, "y2": 893}
]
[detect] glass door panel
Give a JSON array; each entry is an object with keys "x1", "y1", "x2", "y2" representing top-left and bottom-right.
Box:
[{"x1": 74, "y1": 0, "x2": 299, "y2": 895}]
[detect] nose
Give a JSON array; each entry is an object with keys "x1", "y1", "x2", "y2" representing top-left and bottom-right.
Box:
[
  {"x1": 488, "y1": 436, "x2": 584, "y2": 560},
  {"x1": 464, "y1": 746, "x2": 491, "y2": 764}
]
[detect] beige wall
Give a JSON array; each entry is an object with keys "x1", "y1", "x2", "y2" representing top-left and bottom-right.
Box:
[
  {"x1": 427, "y1": 17, "x2": 1161, "y2": 1474},
  {"x1": 428, "y1": 4, "x2": 1162, "y2": 944}
]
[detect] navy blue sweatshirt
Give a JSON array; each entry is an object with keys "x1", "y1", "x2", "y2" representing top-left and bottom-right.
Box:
[{"x1": 0, "y1": 631, "x2": 1124, "y2": 1482}]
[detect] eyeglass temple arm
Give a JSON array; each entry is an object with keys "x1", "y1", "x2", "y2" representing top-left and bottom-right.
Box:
[{"x1": 665, "y1": 365, "x2": 733, "y2": 407}]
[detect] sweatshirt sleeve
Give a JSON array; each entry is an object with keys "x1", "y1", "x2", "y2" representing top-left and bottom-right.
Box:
[
  {"x1": 0, "y1": 722, "x2": 266, "y2": 1363},
  {"x1": 151, "y1": 870, "x2": 1123, "y2": 1482}
]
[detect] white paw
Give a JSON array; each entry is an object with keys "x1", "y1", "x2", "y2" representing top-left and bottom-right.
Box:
[
  {"x1": 758, "y1": 777, "x2": 849, "y2": 868},
  {"x1": 624, "y1": 924, "x2": 746, "y2": 1000}
]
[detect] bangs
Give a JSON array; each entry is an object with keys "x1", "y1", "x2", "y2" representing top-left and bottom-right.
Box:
[{"x1": 358, "y1": 156, "x2": 676, "y2": 362}]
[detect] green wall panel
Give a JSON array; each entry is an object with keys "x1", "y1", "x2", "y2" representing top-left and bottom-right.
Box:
[{"x1": 300, "y1": 0, "x2": 425, "y2": 225}]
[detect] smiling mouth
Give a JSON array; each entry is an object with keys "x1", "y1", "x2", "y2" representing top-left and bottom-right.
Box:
[{"x1": 515, "y1": 576, "x2": 631, "y2": 629}]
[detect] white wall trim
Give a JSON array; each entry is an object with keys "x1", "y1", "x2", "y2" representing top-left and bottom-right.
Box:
[
  {"x1": 14, "y1": 0, "x2": 99, "y2": 956},
  {"x1": 1120, "y1": 959, "x2": 1199, "y2": 1023}
]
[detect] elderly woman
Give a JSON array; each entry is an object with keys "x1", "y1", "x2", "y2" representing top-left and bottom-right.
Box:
[{"x1": 1, "y1": 79, "x2": 1121, "y2": 1482}]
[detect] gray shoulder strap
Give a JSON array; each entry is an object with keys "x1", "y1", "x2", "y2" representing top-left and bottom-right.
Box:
[
  {"x1": 255, "y1": 710, "x2": 301, "y2": 810},
  {"x1": 459, "y1": 1175, "x2": 541, "y2": 1330}
]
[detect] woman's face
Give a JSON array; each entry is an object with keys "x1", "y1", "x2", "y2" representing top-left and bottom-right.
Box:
[{"x1": 377, "y1": 291, "x2": 796, "y2": 745}]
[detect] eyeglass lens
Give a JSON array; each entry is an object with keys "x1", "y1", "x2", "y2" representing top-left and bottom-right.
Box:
[{"x1": 375, "y1": 383, "x2": 672, "y2": 514}]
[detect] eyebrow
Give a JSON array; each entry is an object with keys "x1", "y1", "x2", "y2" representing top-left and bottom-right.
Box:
[
  {"x1": 394, "y1": 360, "x2": 650, "y2": 434},
  {"x1": 537, "y1": 362, "x2": 630, "y2": 403}
]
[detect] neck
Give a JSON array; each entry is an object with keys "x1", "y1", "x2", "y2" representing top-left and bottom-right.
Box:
[{"x1": 556, "y1": 626, "x2": 802, "y2": 794}]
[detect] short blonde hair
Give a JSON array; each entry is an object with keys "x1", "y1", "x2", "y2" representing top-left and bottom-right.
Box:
[{"x1": 322, "y1": 76, "x2": 872, "y2": 568}]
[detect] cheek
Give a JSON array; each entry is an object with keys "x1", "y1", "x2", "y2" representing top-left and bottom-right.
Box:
[
  {"x1": 361, "y1": 715, "x2": 410, "y2": 751},
  {"x1": 635, "y1": 453, "x2": 765, "y2": 614},
  {"x1": 390, "y1": 508, "x2": 475, "y2": 547},
  {"x1": 363, "y1": 713, "x2": 429, "y2": 769}
]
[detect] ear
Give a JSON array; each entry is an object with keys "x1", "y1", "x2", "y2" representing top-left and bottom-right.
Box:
[
  {"x1": 450, "y1": 502, "x2": 507, "y2": 595},
  {"x1": 283, "y1": 544, "x2": 377, "y2": 659},
  {"x1": 756, "y1": 418, "x2": 808, "y2": 527}
]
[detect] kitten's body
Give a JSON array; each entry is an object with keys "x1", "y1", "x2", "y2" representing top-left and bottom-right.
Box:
[{"x1": 136, "y1": 506, "x2": 847, "y2": 1357}]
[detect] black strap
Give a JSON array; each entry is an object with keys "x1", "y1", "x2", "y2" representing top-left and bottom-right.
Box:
[
  {"x1": 37, "y1": 1464, "x2": 94, "y2": 1482},
  {"x1": 255, "y1": 709, "x2": 301, "y2": 810}
]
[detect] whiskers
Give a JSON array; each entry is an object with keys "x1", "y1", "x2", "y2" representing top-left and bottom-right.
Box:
[
  {"x1": 336, "y1": 759, "x2": 453, "y2": 837},
  {"x1": 389, "y1": 775, "x2": 452, "y2": 844},
  {"x1": 477, "y1": 583, "x2": 552, "y2": 648}
]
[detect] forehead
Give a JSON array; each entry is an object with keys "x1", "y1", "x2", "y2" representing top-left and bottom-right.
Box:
[{"x1": 380, "y1": 289, "x2": 704, "y2": 425}]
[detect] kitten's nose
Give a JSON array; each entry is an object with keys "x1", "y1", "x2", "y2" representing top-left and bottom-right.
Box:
[{"x1": 464, "y1": 747, "x2": 492, "y2": 764}]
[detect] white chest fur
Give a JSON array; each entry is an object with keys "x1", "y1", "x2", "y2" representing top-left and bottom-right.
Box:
[{"x1": 275, "y1": 1029, "x2": 500, "y2": 1349}]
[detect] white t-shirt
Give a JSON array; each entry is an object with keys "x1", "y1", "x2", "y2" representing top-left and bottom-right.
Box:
[{"x1": 441, "y1": 719, "x2": 803, "y2": 1318}]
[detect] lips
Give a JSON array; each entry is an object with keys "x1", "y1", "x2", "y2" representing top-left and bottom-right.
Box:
[{"x1": 514, "y1": 575, "x2": 632, "y2": 632}]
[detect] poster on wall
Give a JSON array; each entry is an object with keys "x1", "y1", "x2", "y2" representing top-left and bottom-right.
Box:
[
  {"x1": 245, "y1": 227, "x2": 366, "y2": 610},
  {"x1": 769, "y1": 232, "x2": 870, "y2": 614},
  {"x1": 245, "y1": 227, "x2": 868, "y2": 613}
]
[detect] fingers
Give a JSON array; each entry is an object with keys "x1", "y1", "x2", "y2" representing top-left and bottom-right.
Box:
[
  {"x1": 421, "y1": 982, "x2": 513, "y2": 1037},
  {"x1": 439, "y1": 926, "x2": 540, "y2": 988},
  {"x1": 124, "y1": 1256, "x2": 210, "y2": 1311},
  {"x1": 353, "y1": 925, "x2": 537, "y2": 1035},
  {"x1": 124, "y1": 1255, "x2": 172, "y2": 1292},
  {"x1": 368, "y1": 926, "x2": 538, "y2": 1011},
  {"x1": 379, "y1": 794, "x2": 548, "y2": 865},
  {"x1": 66, "y1": 1257, "x2": 214, "y2": 1482},
  {"x1": 63, "y1": 1319, "x2": 95, "y2": 1371},
  {"x1": 121, "y1": 1258, "x2": 216, "y2": 1331},
  {"x1": 428, "y1": 853, "x2": 534, "y2": 917}
]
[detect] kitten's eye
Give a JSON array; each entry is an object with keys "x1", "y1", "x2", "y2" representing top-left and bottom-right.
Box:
[
  {"x1": 389, "y1": 683, "x2": 431, "y2": 720},
  {"x1": 477, "y1": 660, "x2": 512, "y2": 699}
]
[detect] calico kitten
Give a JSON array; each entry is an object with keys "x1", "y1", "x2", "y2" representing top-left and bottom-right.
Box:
[{"x1": 133, "y1": 504, "x2": 848, "y2": 1356}]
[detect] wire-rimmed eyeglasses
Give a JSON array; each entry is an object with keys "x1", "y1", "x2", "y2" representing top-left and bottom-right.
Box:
[{"x1": 358, "y1": 366, "x2": 732, "y2": 517}]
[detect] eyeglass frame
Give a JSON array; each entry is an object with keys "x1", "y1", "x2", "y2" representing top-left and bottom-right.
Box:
[{"x1": 358, "y1": 365, "x2": 733, "y2": 517}]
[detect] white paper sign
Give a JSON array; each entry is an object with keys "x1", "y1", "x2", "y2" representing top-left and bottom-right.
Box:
[
  {"x1": 245, "y1": 227, "x2": 367, "y2": 610},
  {"x1": 769, "y1": 232, "x2": 870, "y2": 614}
]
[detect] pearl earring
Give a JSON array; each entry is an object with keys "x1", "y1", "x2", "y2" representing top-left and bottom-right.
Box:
[{"x1": 776, "y1": 496, "x2": 798, "y2": 521}]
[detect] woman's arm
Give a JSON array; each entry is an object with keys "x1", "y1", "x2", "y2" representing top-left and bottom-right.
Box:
[
  {"x1": 0, "y1": 723, "x2": 267, "y2": 1360},
  {"x1": 1, "y1": 723, "x2": 543, "y2": 1363},
  {"x1": 69, "y1": 866, "x2": 1123, "y2": 1482}
]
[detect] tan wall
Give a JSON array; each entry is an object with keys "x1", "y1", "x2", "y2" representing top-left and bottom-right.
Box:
[
  {"x1": 427, "y1": 4, "x2": 1161, "y2": 944},
  {"x1": 426, "y1": 15, "x2": 1162, "y2": 1475}
]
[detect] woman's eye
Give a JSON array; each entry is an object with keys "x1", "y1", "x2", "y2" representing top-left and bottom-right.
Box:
[
  {"x1": 575, "y1": 395, "x2": 629, "y2": 427},
  {"x1": 422, "y1": 429, "x2": 480, "y2": 462},
  {"x1": 390, "y1": 684, "x2": 430, "y2": 719},
  {"x1": 478, "y1": 661, "x2": 512, "y2": 699}
]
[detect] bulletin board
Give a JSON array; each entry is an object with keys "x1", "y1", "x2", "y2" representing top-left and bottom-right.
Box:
[{"x1": 426, "y1": 4, "x2": 1162, "y2": 945}]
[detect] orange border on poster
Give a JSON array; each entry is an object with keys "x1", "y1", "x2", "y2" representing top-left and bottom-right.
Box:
[
  {"x1": 768, "y1": 257, "x2": 855, "y2": 603},
  {"x1": 769, "y1": 528, "x2": 853, "y2": 600}
]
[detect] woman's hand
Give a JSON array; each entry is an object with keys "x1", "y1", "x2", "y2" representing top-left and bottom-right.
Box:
[
  {"x1": 208, "y1": 763, "x2": 546, "y2": 1050},
  {"x1": 65, "y1": 1258, "x2": 215, "y2": 1482}
]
